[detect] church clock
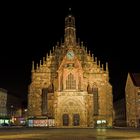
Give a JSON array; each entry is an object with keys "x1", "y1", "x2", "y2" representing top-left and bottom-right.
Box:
[{"x1": 66, "y1": 50, "x2": 74, "y2": 60}]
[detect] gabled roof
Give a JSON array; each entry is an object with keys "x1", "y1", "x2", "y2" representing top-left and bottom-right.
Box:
[{"x1": 130, "y1": 73, "x2": 140, "y2": 87}]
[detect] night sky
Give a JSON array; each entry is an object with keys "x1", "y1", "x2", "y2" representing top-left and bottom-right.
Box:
[{"x1": 0, "y1": 2, "x2": 140, "y2": 103}]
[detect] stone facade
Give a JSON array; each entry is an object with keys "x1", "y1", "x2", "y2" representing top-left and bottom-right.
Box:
[
  {"x1": 125, "y1": 73, "x2": 140, "y2": 128},
  {"x1": 28, "y1": 14, "x2": 113, "y2": 128}
]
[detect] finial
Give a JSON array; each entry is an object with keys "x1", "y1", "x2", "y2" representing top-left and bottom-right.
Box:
[
  {"x1": 46, "y1": 53, "x2": 48, "y2": 60},
  {"x1": 89, "y1": 50, "x2": 90, "y2": 56},
  {"x1": 99, "y1": 60, "x2": 100, "y2": 67},
  {"x1": 101, "y1": 64, "x2": 104, "y2": 70},
  {"x1": 92, "y1": 54, "x2": 94, "y2": 61},
  {"x1": 50, "y1": 50, "x2": 51, "y2": 56},
  {"x1": 43, "y1": 57, "x2": 45, "y2": 65},
  {"x1": 106, "y1": 62, "x2": 109, "y2": 72},
  {"x1": 36, "y1": 63, "x2": 38, "y2": 70},
  {"x1": 95, "y1": 57, "x2": 97, "y2": 63},
  {"x1": 32, "y1": 61, "x2": 34, "y2": 72},
  {"x1": 40, "y1": 60, "x2": 42, "y2": 66},
  {"x1": 81, "y1": 41, "x2": 83, "y2": 47}
]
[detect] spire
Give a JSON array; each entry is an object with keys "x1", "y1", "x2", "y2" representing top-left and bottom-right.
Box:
[
  {"x1": 106, "y1": 62, "x2": 109, "y2": 72},
  {"x1": 64, "y1": 9, "x2": 76, "y2": 47},
  {"x1": 92, "y1": 54, "x2": 94, "y2": 61}
]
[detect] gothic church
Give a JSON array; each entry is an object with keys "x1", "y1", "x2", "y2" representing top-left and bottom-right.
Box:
[{"x1": 28, "y1": 14, "x2": 113, "y2": 128}]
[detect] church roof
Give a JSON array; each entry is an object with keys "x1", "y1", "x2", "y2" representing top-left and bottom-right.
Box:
[{"x1": 130, "y1": 73, "x2": 140, "y2": 87}]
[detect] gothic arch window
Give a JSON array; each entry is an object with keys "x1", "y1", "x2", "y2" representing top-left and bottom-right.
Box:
[
  {"x1": 93, "y1": 87, "x2": 99, "y2": 115},
  {"x1": 66, "y1": 73, "x2": 76, "y2": 89},
  {"x1": 42, "y1": 88, "x2": 48, "y2": 115}
]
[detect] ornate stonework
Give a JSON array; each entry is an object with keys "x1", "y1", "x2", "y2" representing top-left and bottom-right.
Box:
[{"x1": 28, "y1": 14, "x2": 113, "y2": 128}]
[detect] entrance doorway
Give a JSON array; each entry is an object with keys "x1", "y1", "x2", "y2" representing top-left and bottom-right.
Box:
[
  {"x1": 73, "y1": 114, "x2": 80, "y2": 126},
  {"x1": 63, "y1": 114, "x2": 69, "y2": 126}
]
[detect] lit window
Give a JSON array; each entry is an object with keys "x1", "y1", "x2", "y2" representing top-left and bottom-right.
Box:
[
  {"x1": 97, "y1": 120, "x2": 101, "y2": 124},
  {"x1": 102, "y1": 120, "x2": 106, "y2": 123},
  {"x1": 66, "y1": 73, "x2": 76, "y2": 89}
]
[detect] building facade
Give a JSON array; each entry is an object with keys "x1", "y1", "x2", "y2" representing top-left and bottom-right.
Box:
[
  {"x1": 0, "y1": 88, "x2": 7, "y2": 117},
  {"x1": 28, "y1": 14, "x2": 113, "y2": 128},
  {"x1": 125, "y1": 73, "x2": 140, "y2": 128}
]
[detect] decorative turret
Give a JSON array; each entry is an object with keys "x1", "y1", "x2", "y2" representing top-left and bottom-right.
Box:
[
  {"x1": 64, "y1": 13, "x2": 76, "y2": 47},
  {"x1": 43, "y1": 57, "x2": 45, "y2": 65},
  {"x1": 31, "y1": 61, "x2": 34, "y2": 72},
  {"x1": 92, "y1": 54, "x2": 94, "y2": 61},
  {"x1": 106, "y1": 62, "x2": 109, "y2": 72},
  {"x1": 40, "y1": 60, "x2": 42, "y2": 66},
  {"x1": 46, "y1": 53, "x2": 48, "y2": 61}
]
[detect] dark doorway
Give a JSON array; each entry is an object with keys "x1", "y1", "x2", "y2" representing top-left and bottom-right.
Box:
[
  {"x1": 63, "y1": 114, "x2": 69, "y2": 126},
  {"x1": 73, "y1": 114, "x2": 80, "y2": 126}
]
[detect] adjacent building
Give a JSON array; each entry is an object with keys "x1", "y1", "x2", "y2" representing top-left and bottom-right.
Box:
[
  {"x1": 0, "y1": 88, "x2": 7, "y2": 117},
  {"x1": 125, "y1": 73, "x2": 140, "y2": 127},
  {"x1": 0, "y1": 88, "x2": 10, "y2": 125},
  {"x1": 28, "y1": 14, "x2": 113, "y2": 128}
]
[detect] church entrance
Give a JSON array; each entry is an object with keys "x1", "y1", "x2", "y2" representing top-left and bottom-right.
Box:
[
  {"x1": 73, "y1": 114, "x2": 80, "y2": 126},
  {"x1": 63, "y1": 114, "x2": 69, "y2": 126}
]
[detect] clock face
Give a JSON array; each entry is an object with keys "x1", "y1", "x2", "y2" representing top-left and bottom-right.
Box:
[{"x1": 66, "y1": 51, "x2": 74, "y2": 60}]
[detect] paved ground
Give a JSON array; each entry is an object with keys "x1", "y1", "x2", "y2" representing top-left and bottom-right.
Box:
[{"x1": 0, "y1": 127, "x2": 140, "y2": 140}]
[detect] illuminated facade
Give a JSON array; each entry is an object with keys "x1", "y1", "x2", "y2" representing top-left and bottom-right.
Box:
[
  {"x1": 125, "y1": 73, "x2": 140, "y2": 128},
  {"x1": 28, "y1": 14, "x2": 113, "y2": 128}
]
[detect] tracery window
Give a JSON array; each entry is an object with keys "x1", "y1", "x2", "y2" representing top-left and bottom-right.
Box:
[
  {"x1": 66, "y1": 73, "x2": 76, "y2": 89},
  {"x1": 93, "y1": 87, "x2": 99, "y2": 115},
  {"x1": 42, "y1": 88, "x2": 48, "y2": 115}
]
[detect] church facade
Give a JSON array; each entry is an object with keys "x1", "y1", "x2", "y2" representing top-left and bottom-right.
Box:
[{"x1": 28, "y1": 14, "x2": 113, "y2": 128}]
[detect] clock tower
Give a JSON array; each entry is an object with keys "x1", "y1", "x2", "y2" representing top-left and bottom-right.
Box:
[{"x1": 64, "y1": 14, "x2": 76, "y2": 47}]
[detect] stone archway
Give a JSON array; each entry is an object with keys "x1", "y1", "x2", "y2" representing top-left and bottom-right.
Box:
[{"x1": 55, "y1": 97, "x2": 87, "y2": 127}]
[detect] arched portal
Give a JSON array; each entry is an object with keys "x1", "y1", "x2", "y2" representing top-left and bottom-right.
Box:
[{"x1": 55, "y1": 97, "x2": 87, "y2": 127}]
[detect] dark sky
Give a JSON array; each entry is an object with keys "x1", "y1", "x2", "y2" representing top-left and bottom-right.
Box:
[{"x1": 0, "y1": 2, "x2": 140, "y2": 102}]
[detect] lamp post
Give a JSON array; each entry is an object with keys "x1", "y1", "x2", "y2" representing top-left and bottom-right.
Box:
[
  {"x1": 24, "y1": 109, "x2": 28, "y2": 126},
  {"x1": 10, "y1": 105, "x2": 14, "y2": 125}
]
